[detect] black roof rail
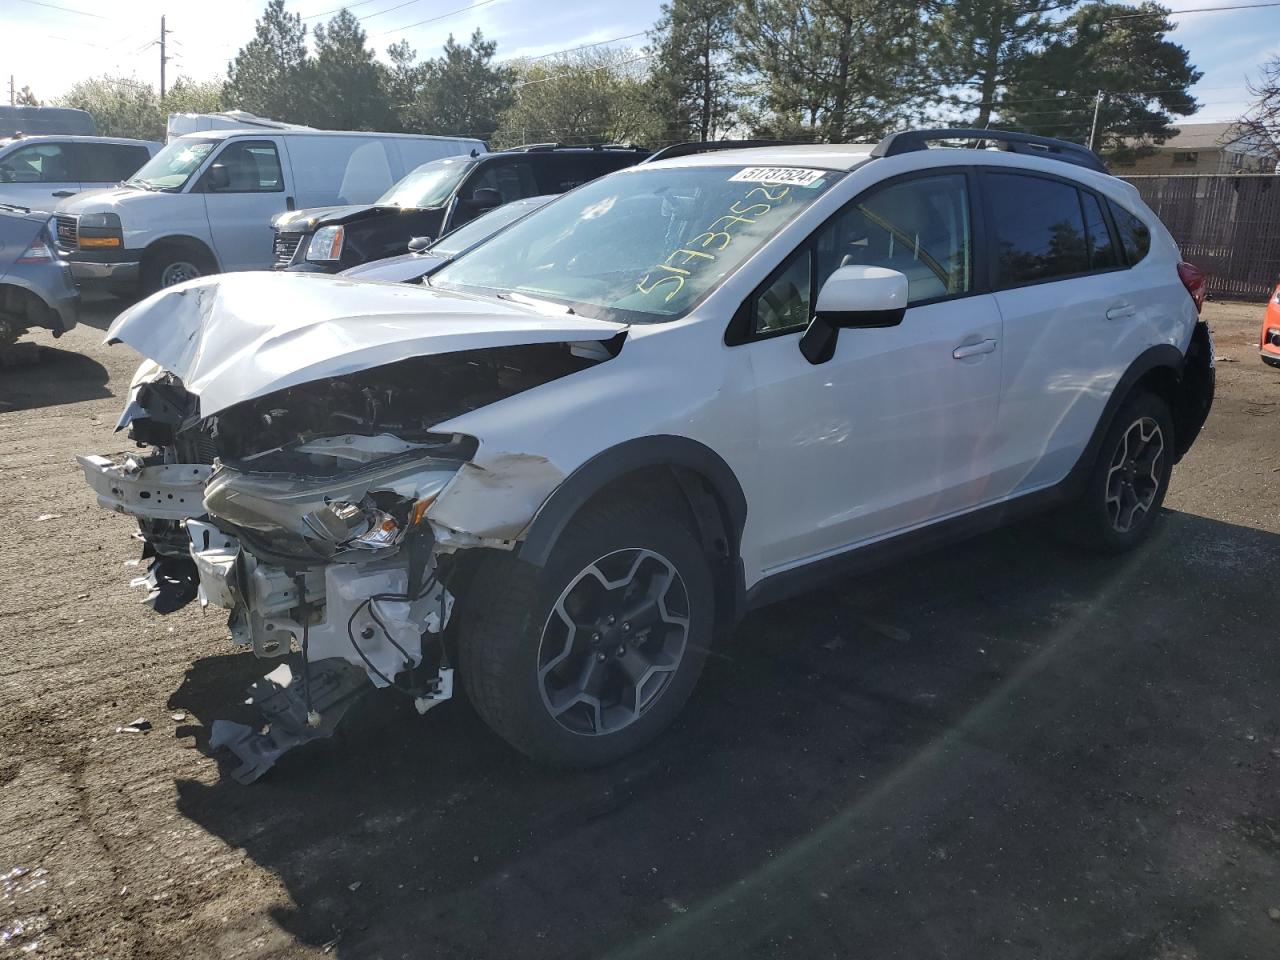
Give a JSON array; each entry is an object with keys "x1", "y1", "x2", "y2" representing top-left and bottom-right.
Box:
[
  {"x1": 504, "y1": 142, "x2": 650, "y2": 154},
  {"x1": 871, "y1": 128, "x2": 1108, "y2": 174},
  {"x1": 642, "y1": 138, "x2": 793, "y2": 163}
]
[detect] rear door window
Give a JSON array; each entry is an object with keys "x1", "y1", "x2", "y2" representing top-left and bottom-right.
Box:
[
  {"x1": 76, "y1": 143, "x2": 152, "y2": 183},
  {"x1": 1081, "y1": 191, "x2": 1120, "y2": 270},
  {"x1": 986, "y1": 172, "x2": 1089, "y2": 287},
  {"x1": 1108, "y1": 200, "x2": 1152, "y2": 265},
  {"x1": 469, "y1": 159, "x2": 539, "y2": 203}
]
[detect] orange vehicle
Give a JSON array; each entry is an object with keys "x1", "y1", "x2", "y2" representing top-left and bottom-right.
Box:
[{"x1": 1264, "y1": 284, "x2": 1280, "y2": 367}]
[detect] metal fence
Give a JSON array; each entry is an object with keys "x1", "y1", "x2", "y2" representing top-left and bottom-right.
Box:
[{"x1": 1120, "y1": 174, "x2": 1280, "y2": 302}]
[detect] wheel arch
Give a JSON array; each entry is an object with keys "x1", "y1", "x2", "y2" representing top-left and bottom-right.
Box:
[
  {"x1": 517, "y1": 435, "x2": 749, "y2": 628},
  {"x1": 143, "y1": 234, "x2": 221, "y2": 273},
  {"x1": 1068, "y1": 344, "x2": 1186, "y2": 494}
]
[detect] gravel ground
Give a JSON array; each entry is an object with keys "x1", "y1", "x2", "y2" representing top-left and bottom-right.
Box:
[{"x1": 0, "y1": 298, "x2": 1277, "y2": 960}]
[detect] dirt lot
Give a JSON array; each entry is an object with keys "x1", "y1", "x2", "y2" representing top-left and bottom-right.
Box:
[{"x1": 0, "y1": 299, "x2": 1277, "y2": 960}]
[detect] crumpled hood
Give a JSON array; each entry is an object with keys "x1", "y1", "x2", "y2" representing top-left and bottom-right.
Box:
[
  {"x1": 272, "y1": 203, "x2": 387, "y2": 232},
  {"x1": 106, "y1": 271, "x2": 625, "y2": 418}
]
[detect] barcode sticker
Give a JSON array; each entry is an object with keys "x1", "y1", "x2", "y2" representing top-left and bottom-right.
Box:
[{"x1": 729, "y1": 167, "x2": 826, "y2": 187}]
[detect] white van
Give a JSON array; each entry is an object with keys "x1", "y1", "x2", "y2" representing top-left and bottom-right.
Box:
[{"x1": 53, "y1": 128, "x2": 484, "y2": 295}]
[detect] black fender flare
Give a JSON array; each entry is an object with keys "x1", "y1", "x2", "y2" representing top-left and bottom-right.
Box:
[
  {"x1": 517, "y1": 434, "x2": 748, "y2": 571},
  {"x1": 1064, "y1": 343, "x2": 1185, "y2": 494}
]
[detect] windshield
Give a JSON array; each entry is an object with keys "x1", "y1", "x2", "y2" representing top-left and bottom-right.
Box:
[
  {"x1": 127, "y1": 139, "x2": 215, "y2": 192},
  {"x1": 431, "y1": 164, "x2": 841, "y2": 322},
  {"x1": 377, "y1": 157, "x2": 475, "y2": 209},
  {"x1": 429, "y1": 197, "x2": 552, "y2": 259}
]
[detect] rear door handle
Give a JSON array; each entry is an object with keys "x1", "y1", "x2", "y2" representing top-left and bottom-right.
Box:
[
  {"x1": 1106, "y1": 304, "x2": 1136, "y2": 320},
  {"x1": 952, "y1": 339, "x2": 998, "y2": 360}
]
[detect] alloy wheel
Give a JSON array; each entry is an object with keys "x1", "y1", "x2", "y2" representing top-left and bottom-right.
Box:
[
  {"x1": 1105, "y1": 416, "x2": 1165, "y2": 533},
  {"x1": 537, "y1": 548, "x2": 691, "y2": 736}
]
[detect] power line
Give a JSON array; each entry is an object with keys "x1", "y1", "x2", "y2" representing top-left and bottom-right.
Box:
[
  {"x1": 13, "y1": 0, "x2": 113, "y2": 19},
  {"x1": 356, "y1": 0, "x2": 426, "y2": 21},
  {"x1": 519, "y1": 31, "x2": 649, "y2": 61},
  {"x1": 299, "y1": 0, "x2": 386, "y2": 20},
  {"x1": 373, "y1": 0, "x2": 501, "y2": 38},
  {"x1": 1106, "y1": 0, "x2": 1280, "y2": 17}
]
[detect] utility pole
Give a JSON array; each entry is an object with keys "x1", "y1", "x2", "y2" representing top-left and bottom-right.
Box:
[
  {"x1": 8, "y1": 75, "x2": 14, "y2": 108},
  {"x1": 159, "y1": 15, "x2": 170, "y2": 99},
  {"x1": 1088, "y1": 89, "x2": 1104, "y2": 152}
]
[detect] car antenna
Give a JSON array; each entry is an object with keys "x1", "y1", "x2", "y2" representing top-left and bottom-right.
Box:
[{"x1": 470, "y1": 148, "x2": 479, "y2": 158}]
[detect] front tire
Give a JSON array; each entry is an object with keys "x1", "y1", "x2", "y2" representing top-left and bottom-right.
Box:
[
  {"x1": 142, "y1": 246, "x2": 213, "y2": 294},
  {"x1": 1062, "y1": 390, "x2": 1175, "y2": 553},
  {"x1": 459, "y1": 498, "x2": 713, "y2": 767}
]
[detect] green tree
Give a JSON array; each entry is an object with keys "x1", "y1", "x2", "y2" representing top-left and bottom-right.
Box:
[
  {"x1": 736, "y1": 0, "x2": 927, "y2": 142},
  {"x1": 412, "y1": 30, "x2": 514, "y2": 139},
  {"x1": 999, "y1": 2, "x2": 1200, "y2": 157},
  {"x1": 648, "y1": 0, "x2": 739, "y2": 141},
  {"x1": 493, "y1": 49, "x2": 664, "y2": 148},
  {"x1": 57, "y1": 76, "x2": 165, "y2": 140},
  {"x1": 163, "y1": 78, "x2": 225, "y2": 116},
  {"x1": 308, "y1": 9, "x2": 391, "y2": 130},
  {"x1": 224, "y1": 0, "x2": 310, "y2": 123},
  {"x1": 382, "y1": 39, "x2": 423, "y2": 132},
  {"x1": 931, "y1": 0, "x2": 1077, "y2": 127}
]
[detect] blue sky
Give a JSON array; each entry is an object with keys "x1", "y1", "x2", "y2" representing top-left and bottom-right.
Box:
[{"x1": 2, "y1": 0, "x2": 1276, "y2": 127}]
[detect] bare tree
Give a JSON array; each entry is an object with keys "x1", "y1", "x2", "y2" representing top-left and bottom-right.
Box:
[{"x1": 1238, "y1": 56, "x2": 1280, "y2": 163}]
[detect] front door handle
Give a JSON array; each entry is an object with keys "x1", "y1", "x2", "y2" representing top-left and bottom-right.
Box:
[
  {"x1": 1106, "y1": 304, "x2": 1136, "y2": 320},
  {"x1": 952, "y1": 339, "x2": 998, "y2": 360}
]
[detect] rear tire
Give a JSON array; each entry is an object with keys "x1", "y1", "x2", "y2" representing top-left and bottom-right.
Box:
[
  {"x1": 1060, "y1": 390, "x2": 1175, "y2": 553},
  {"x1": 459, "y1": 498, "x2": 713, "y2": 767}
]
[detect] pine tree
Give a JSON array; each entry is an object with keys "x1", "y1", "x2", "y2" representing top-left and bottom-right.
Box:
[
  {"x1": 736, "y1": 0, "x2": 928, "y2": 142},
  {"x1": 224, "y1": 0, "x2": 310, "y2": 123},
  {"x1": 649, "y1": 0, "x2": 738, "y2": 142},
  {"x1": 999, "y1": 1, "x2": 1200, "y2": 156},
  {"x1": 413, "y1": 31, "x2": 514, "y2": 140},
  {"x1": 308, "y1": 9, "x2": 392, "y2": 130},
  {"x1": 932, "y1": 0, "x2": 1077, "y2": 127}
]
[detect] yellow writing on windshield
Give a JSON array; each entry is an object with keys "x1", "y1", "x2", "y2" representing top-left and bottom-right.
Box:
[{"x1": 636, "y1": 185, "x2": 792, "y2": 303}]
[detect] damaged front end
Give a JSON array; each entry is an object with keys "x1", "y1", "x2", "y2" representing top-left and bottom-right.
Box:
[{"x1": 79, "y1": 274, "x2": 625, "y2": 782}]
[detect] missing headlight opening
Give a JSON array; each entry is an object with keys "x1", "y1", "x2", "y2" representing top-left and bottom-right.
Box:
[{"x1": 79, "y1": 339, "x2": 617, "y2": 783}]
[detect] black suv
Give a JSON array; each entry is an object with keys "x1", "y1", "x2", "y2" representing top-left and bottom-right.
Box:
[{"x1": 271, "y1": 143, "x2": 650, "y2": 274}]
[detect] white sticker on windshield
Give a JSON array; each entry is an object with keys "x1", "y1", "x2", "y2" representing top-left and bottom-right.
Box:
[{"x1": 729, "y1": 167, "x2": 826, "y2": 187}]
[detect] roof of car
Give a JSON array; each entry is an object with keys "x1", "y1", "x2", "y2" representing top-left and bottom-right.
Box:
[
  {"x1": 177, "y1": 128, "x2": 483, "y2": 143},
  {"x1": 644, "y1": 143, "x2": 876, "y2": 171},
  {"x1": 0, "y1": 135, "x2": 160, "y2": 147}
]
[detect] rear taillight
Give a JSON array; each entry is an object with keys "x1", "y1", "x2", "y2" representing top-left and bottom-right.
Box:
[
  {"x1": 1178, "y1": 261, "x2": 1207, "y2": 313},
  {"x1": 16, "y1": 239, "x2": 54, "y2": 264}
]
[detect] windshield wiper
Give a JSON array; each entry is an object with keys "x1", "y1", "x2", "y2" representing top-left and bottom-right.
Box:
[{"x1": 495, "y1": 291, "x2": 577, "y2": 316}]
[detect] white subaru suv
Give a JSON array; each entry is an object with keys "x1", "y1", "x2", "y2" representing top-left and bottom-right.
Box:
[{"x1": 80, "y1": 130, "x2": 1214, "y2": 782}]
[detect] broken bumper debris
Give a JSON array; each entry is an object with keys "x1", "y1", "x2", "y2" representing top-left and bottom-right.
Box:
[{"x1": 78, "y1": 272, "x2": 624, "y2": 781}]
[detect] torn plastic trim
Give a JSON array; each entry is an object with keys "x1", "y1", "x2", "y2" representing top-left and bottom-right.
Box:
[{"x1": 77, "y1": 454, "x2": 213, "y2": 522}]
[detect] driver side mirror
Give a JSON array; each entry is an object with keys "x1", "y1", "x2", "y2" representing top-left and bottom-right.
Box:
[
  {"x1": 204, "y1": 163, "x2": 230, "y2": 192},
  {"x1": 799, "y1": 265, "x2": 908, "y2": 365},
  {"x1": 464, "y1": 186, "x2": 502, "y2": 211}
]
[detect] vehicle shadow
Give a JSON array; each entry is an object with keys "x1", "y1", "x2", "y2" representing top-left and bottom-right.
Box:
[
  {"x1": 171, "y1": 510, "x2": 1280, "y2": 960},
  {"x1": 75, "y1": 293, "x2": 128, "y2": 333},
  {"x1": 0, "y1": 342, "x2": 110, "y2": 412}
]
